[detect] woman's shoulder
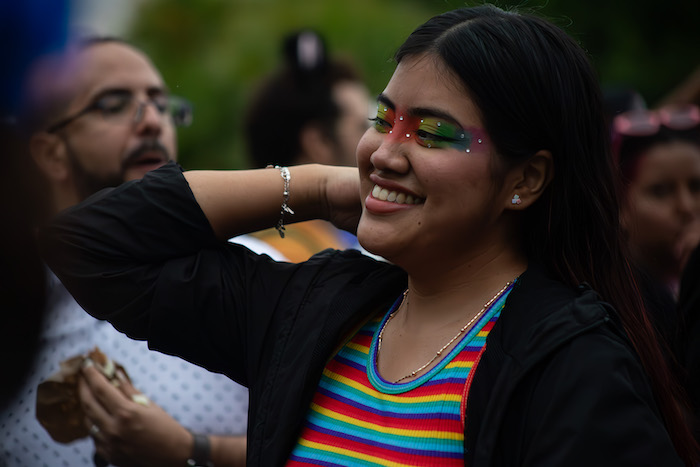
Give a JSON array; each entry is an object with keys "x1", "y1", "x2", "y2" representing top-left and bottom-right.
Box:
[
  {"x1": 509, "y1": 264, "x2": 611, "y2": 325},
  {"x1": 497, "y1": 264, "x2": 622, "y2": 359}
]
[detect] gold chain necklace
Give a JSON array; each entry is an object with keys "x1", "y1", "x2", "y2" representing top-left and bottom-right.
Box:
[{"x1": 377, "y1": 281, "x2": 513, "y2": 383}]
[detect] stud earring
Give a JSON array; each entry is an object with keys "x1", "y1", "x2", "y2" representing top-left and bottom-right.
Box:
[{"x1": 511, "y1": 194, "x2": 521, "y2": 205}]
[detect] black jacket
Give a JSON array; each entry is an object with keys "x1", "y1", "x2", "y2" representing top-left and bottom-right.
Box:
[{"x1": 40, "y1": 163, "x2": 682, "y2": 466}]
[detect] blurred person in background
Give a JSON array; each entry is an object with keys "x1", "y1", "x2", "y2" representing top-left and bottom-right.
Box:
[
  {"x1": 612, "y1": 104, "x2": 700, "y2": 300},
  {"x1": 665, "y1": 76, "x2": 700, "y2": 446},
  {"x1": 244, "y1": 29, "x2": 371, "y2": 262},
  {"x1": 611, "y1": 103, "x2": 700, "y2": 399},
  {"x1": 1, "y1": 37, "x2": 248, "y2": 467}
]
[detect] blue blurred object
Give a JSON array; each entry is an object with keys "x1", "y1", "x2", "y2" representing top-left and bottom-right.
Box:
[
  {"x1": 0, "y1": 0, "x2": 69, "y2": 410},
  {"x1": 0, "y1": 0, "x2": 70, "y2": 115}
]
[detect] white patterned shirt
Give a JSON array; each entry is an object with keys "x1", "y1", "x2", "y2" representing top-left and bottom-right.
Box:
[{"x1": 0, "y1": 269, "x2": 249, "y2": 467}]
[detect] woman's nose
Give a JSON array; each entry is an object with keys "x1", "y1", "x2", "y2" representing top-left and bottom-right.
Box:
[{"x1": 369, "y1": 135, "x2": 411, "y2": 174}]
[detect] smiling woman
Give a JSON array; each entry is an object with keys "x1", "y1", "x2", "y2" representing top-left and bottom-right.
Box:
[
  {"x1": 356, "y1": 55, "x2": 513, "y2": 271},
  {"x1": 40, "y1": 4, "x2": 697, "y2": 466}
]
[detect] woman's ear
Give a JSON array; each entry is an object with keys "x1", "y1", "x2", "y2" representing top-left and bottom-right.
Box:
[
  {"x1": 505, "y1": 149, "x2": 554, "y2": 209},
  {"x1": 29, "y1": 132, "x2": 70, "y2": 182}
]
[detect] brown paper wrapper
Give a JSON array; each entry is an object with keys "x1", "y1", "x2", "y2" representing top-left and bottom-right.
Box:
[{"x1": 36, "y1": 347, "x2": 130, "y2": 443}]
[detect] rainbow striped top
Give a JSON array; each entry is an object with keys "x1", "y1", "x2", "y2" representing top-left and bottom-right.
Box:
[{"x1": 287, "y1": 284, "x2": 513, "y2": 466}]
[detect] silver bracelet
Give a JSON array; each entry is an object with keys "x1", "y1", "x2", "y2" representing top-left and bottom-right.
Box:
[{"x1": 273, "y1": 165, "x2": 294, "y2": 238}]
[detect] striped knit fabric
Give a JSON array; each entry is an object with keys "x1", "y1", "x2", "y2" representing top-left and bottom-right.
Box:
[{"x1": 287, "y1": 284, "x2": 514, "y2": 466}]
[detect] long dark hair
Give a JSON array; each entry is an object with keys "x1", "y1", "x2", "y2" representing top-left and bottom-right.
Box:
[{"x1": 396, "y1": 5, "x2": 697, "y2": 462}]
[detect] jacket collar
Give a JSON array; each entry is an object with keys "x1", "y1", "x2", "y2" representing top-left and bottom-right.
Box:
[{"x1": 491, "y1": 262, "x2": 613, "y2": 367}]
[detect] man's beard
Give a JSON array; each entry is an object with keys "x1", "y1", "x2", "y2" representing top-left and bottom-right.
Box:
[{"x1": 66, "y1": 140, "x2": 172, "y2": 201}]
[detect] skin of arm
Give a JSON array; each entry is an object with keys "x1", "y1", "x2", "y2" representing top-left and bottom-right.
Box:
[{"x1": 184, "y1": 164, "x2": 362, "y2": 240}]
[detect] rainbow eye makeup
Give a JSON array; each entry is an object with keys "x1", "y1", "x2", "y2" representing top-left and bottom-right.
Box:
[
  {"x1": 371, "y1": 104, "x2": 395, "y2": 134},
  {"x1": 415, "y1": 117, "x2": 470, "y2": 150},
  {"x1": 369, "y1": 100, "x2": 484, "y2": 153}
]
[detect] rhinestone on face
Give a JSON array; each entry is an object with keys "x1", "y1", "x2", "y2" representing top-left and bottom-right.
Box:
[
  {"x1": 399, "y1": 116, "x2": 404, "y2": 121},
  {"x1": 477, "y1": 138, "x2": 482, "y2": 144},
  {"x1": 466, "y1": 149, "x2": 471, "y2": 153},
  {"x1": 406, "y1": 133, "x2": 410, "y2": 138}
]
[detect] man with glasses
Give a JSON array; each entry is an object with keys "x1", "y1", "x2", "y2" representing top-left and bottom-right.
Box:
[
  {"x1": 26, "y1": 37, "x2": 190, "y2": 203},
  {"x1": 1, "y1": 37, "x2": 247, "y2": 466}
]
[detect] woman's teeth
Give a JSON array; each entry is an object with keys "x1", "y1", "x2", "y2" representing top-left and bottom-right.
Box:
[{"x1": 372, "y1": 185, "x2": 423, "y2": 204}]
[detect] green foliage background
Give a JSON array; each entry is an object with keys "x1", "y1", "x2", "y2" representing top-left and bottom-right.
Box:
[{"x1": 127, "y1": 0, "x2": 700, "y2": 171}]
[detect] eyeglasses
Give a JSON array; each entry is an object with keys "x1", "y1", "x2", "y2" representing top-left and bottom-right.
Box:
[
  {"x1": 46, "y1": 91, "x2": 193, "y2": 133},
  {"x1": 613, "y1": 104, "x2": 700, "y2": 137}
]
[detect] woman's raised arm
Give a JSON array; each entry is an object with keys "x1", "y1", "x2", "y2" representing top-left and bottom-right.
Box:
[{"x1": 185, "y1": 164, "x2": 362, "y2": 240}]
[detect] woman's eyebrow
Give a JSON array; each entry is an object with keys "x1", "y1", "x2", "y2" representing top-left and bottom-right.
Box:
[
  {"x1": 377, "y1": 93, "x2": 462, "y2": 126},
  {"x1": 376, "y1": 93, "x2": 394, "y2": 109},
  {"x1": 411, "y1": 106, "x2": 461, "y2": 126}
]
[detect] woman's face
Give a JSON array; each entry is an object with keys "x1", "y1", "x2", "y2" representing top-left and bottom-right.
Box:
[
  {"x1": 622, "y1": 140, "x2": 700, "y2": 280},
  {"x1": 356, "y1": 54, "x2": 516, "y2": 271}
]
